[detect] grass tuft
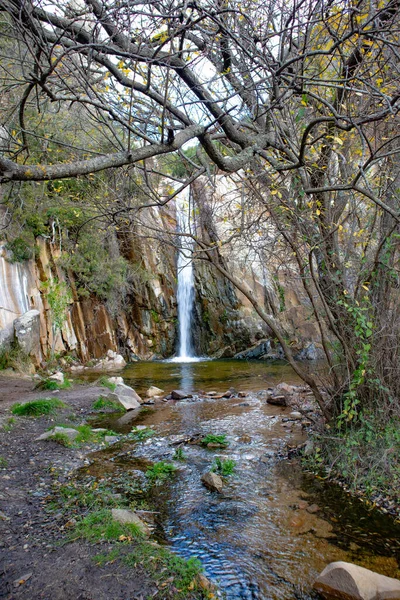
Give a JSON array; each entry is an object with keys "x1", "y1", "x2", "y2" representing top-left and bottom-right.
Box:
[
  {"x1": 72, "y1": 509, "x2": 145, "y2": 542},
  {"x1": 11, "y1": 398, "x2": 66, "y2": 416},
  {"x1": 173, "y1": 447, "x2": 187, "y2": 461},
  {"x1": 98, "y1": 376, "x2": 116, "y2": 391},
  {"x1": 92, "y1": 396, "x2": 123, "y2": 412}
]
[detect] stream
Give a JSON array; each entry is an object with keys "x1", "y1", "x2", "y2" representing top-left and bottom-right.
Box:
[{"x1": 84, "y1": 360, "x2": 400, "y2": 599}]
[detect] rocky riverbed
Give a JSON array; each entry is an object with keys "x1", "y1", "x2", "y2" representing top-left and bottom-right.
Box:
[{"x1": 1, "y1": 372, "x2": 400, "y2": 600}]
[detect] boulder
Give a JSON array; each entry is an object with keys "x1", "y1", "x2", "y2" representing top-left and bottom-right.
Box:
[
  {"x1": 104, "y1": 436, "x2": 119, "y2": 444},
  {"x1": 36, "y1": 426, "x2": 79, "y2": 442},
  {"x1": 49, "y1": 371, "x2": 64, "y2": 384},
  {"x1": 275, "y1": 382, "x2": 297, "y2": 396},
  {"x1": 111, "y1": 508, "x2": 150, "y2": 535},
  {"x1": 106, "y1": 383, "x2": 142, "y2": 410},
  {"x1": 108, "y1": 376, "x2": 124, "y2": 385},
  {"x1": 171, "y1": 389, "x2": 193, "y2": 400},
  {"x1": 267, "y1": 395, "x2": 287, "y2": 407},
  {"x1": 313, "y1": 561, "x2": 400, "y2": 600},
  {"x1": 146, "y1": 386, "x2": 164, "y2": 398},
  {"x1": 201, "y1": 471, "x2": 223, "y2": 493},
  {"x1": 13, "y1": 310, "x2": 41, "y2": 364},
  {"x1": 92, "y1": 351, "x2": 126, "y2": 371}
]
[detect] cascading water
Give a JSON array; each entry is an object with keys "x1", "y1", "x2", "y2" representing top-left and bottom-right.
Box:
[{"x1": 174, "y1": 188, "x2": 196, "y2": 361}]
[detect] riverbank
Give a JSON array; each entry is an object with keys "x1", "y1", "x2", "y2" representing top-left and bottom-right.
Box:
[
  {"x1": 0, "y1": 375, "x2": 209, "y2": 600},
  {"x1": 1, "y1": 372, "x2": 399, "y2": 599}
]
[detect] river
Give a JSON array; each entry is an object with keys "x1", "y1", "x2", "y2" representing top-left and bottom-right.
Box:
[{"x1": 85, "y1": 359, "x2": 400, "y2": 599}]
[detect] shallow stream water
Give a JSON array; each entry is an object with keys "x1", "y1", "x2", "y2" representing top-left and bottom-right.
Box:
[{"x1": 85, "y1": 360, "x2": 400, "y2": 599}]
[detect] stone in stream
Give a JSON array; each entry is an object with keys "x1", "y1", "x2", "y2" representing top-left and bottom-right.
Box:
[
  {"x1": 267, "y1": 395, "x2": 287, "y2": 407},
  {"x1": 171, "y1": 389, "x2": 193, "y2": 400},
  {"x1": 201, "y1": 472, "x2": 223, "y2": 493},
  {"x1": 111, "y1": 508, "x2": 150, "y2": 536},
  {"x1": 146, "y1": 385, "x2": 164, "y2": 398},
  {"x1": 313, "y1": 561, "x2": 400, "y2": 600},
  {"x1": 36, "y1": 426, "x2": 79, "y2": 442},
  {"x1": 106, "y1": 383, "x2": 142, "y2": 410}
]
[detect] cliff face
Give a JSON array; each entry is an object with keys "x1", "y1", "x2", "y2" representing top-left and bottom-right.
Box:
[{"x1": 0, "y1": 181, "x2": 323, "y2": 366}]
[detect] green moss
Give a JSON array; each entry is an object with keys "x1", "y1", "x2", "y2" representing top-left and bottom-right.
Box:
[{"x1": 11, "y1": 398, "x2": 66, "y2": 416}]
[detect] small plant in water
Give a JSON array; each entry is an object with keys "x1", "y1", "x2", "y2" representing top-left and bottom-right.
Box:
[
  {"x1": 201, "y1": 433, "x2": 229, "y2": 448},
  {"x1": 211, "y1": 457, "x2": 236, "y2": 476},
  {"x1": 11, "y1": 398, "x2": 66, "y2": 416},
  {"x1": 128, "y1": 427, "x2": 155, "y2": 441},
  {"x1": 92, "y1": 396, "x2": 123, "y2": 412},
  {"x1": 173, "y1": 447, "x2": 186, "y2": 461},
  {"x1": 145, "y1": 461, "x2": 177, "y2": 482}
]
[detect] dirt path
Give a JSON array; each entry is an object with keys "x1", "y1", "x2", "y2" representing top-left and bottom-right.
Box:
[{"x1": 0, "y1": 375, "x2": 174, "y2": 600}]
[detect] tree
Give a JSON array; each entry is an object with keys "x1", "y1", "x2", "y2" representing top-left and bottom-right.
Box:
[{"x1": 0, "y1": 0, "x2": 400, "y2": 419}]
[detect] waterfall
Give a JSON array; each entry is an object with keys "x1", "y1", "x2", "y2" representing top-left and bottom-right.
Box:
[{"x1": 175, "y1": 188, "x2": 196, "y2": 361}]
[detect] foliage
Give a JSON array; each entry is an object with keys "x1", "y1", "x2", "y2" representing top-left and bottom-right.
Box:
[
  {"x1": 58, "y1": 231, "x2": 133, "y2": 315},
  {"x1": 173, "y1": 447, "x2": 186, "y2": 461},
  {"x1": 4, "y1": 237, "x2": 35, "y2": 262},
  {"x1": 72, "y1": 509, "x2": 145, "y2": 543},
  {"x1": 11, "y1": 398, "x2": 66, "y2": 416},
  {"x1": 145, "y1": 461, "x2": 177, "y2": 482},
  {"x1": 38, "y1": 377, "x2": 71, "y2": 391},
  {"x1": 0, "y1": 456, "x2": 8, "y2": 468},
  {"x1": 98, "y1": 377, "x2": 116, "y2": 392},
  {"x1": 124, "y1": 543, "x2": 204, "y2": 599},
  {"x1": 304, "y1": 414, "x2": 400, "y2": 504},
  {"x1": 2, "y1": 417, "x2": 15, "y2": 432},
  {"x1": 201, "y1": 434, "x2": 228, "y2": 448},
  {"x1": 128, "y1": 427, "x2": 155, "y2": 442},
  {"x1": 92, "y1": 396, "x2": 124, "y2": 412},
  {"x1": 0, "y1": 342, "x2": 31, "y2": 372},
  {"x1": 211, "y1": 458, "x2": 236, "y2": 476}
]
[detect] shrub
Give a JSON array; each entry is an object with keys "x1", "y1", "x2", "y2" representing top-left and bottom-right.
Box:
[
  {"x1": 11, "y1": 398, "x2": 66, "y2": 416},
  {"x1": 38, "y1": 377, "x2": 71, "y2": 391}
]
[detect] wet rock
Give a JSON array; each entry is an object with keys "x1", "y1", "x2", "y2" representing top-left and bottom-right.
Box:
[
  {"x1": 171, "y1": 390, "x2": 193, "y2": 400},
  {"x1": 49, "y1": 371, "x2": 64, "y2": 384},
  {"x1": 289, "y1": 411, "x2": 302, "y2": 419},
  {"x1": 36, "y1": 427, "x2": 79, "y2": 442},
  {"x1": 106, "y1": 383, "x2": 142, "y2": 410},
  {"x1": 313, "y1": 561, "x2": 400, "y2": 600},
  {"x1": 114, "y1": 410, "x2": 141, "y2": 427},
  {"x1": 146, "y1": 386, "x2": 164, "y2": 398},
  {"x1": 105, "y1": 436, "x2": 119, "y2": 444},
  {"x1": 238, "y1": 434, "x2": 252, "y2": 443},
  {"x1": 222, "y1": 390, "x2": 232, "y2": 398},
  {"x1": 306, "y1": 504, "x2": 320, "y2": 514},
  {"x1": 267, "y1": 395, "x2": 287, "y2": 406},
  {"x1": 239, "y1": 402, "x2": 250, "y2": 406},
  {"x1": 111, "y1": 508, "x2": 150, "y2": 535},
  {"x1": 207, "y1": 391, "x2": 218, "y2": 397},
  {"x1": 201, "y1": 471, "x2": 223, "y2": 493},
  {"x1": 238, "y1": 391, "x2": 247, "y2": 398}
]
